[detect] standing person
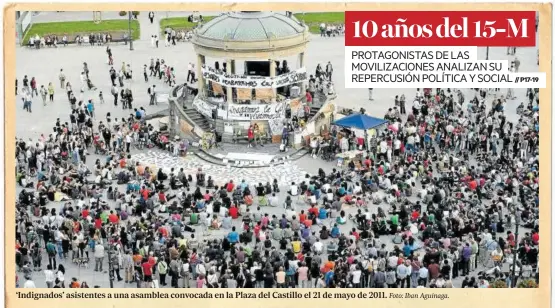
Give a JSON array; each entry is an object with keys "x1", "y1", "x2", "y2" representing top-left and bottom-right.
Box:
[
  {"x1": 187, "y1": 62, "x2": 193, "y2": 82},
  {"x1": 118, "y1": 69, "x2": 124, "y2": 87},
  {"x1": 94, "y1": 240, "x2": 105, "y2": 272},
  {"x1": 98, "y1": 91, "x2": 105, "y2": 104},
  {"x1": 58, "y1": 69, "x2": 66, "y2": 89},
  {"x1": 155, "y1": 35, "x2": 159, "y2": 48},
  {"x1": 247, "y1": 125, "x2": 254, "y2": 148},
  {"x1": 143, "y1": 64, "x2": 148, "y2": 82},
  {"x1": 80, "y1": 72, "x2": 87, "y2": 92},
  {"x1": 23, "y1": 90, "x2": 32, "y2": 113},
  {"x1": 106, "y1": 45, "x2": 113, "y2": 65},
  {"x1": 22, "y1": 75, "x2": 29, "y2": 93},
  {"x1": 151, "y1": 35, "x2": 155, "y2": 48},
  {"x1": 148, "y1": 11, "x2": 155, "y2": 24},
  {"x1": 111, "y1": 84, "x2": 119, "y2": 106},
  {"x1": 39, "y1": 85, "x2": 48, "y2": 106},
  {"x1": 44, "y1": 265, "x2": 55, "y2": 288},
  {"x1": 109, "y1": 67, "x2": 117, "y2": 86},
  {"x1": 368, "y1": 88, "x2": 374, "y2": 101},
  {"x1": 325, "y1": 61, "x2": 333, "y2": 81},
  {"x1": 164, "y1": 32, "x2": 170, "y2": 47},
  {"x1": 157, "y1": 257, "x2": 168, "y2": 286},
  {"x1": 399, "y1": 94, "x2": 406, "y2": 115},
  {"x1": 65, "y1": 82, "x2": 73, "y2": 101},
  {"x1": 514, "y1": 57, "x2": 521, "y2": 73},
  {"x1": 30, "y1": 77, "x2": 38, "y2": 97},
  {"x1": 47, "y1": 82, "x2": 54, "y2": 102},
  {"x1": 148, "y1": 85, "x2": 156, "y2": 105},
  {"x1": 83, "y1": 62, "x2": 90, "y2": 79},
  {"x1": 86, "y1": 100, "x2": 95, "y2": 119}
]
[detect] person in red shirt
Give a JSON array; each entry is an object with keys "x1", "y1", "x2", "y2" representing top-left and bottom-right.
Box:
[
  {"x1": 158, "y1": 191, "x2": 167, "y2": 204},
  {"x1": 229, "y1": 205, "x2": 238, "y2": 219},
  {"x1": 364, "y1": 157, "x2": 371, "y2": 169},
  {"x1": 94, "y1": 217, "x2": 103, "y2": 229},
  {"x1": 159, "y1": 226, "x2": 169, "y2": 238},
  {"x1": 226, "y1": 180, "x2": 235, "y2": 192},
  {"x1": 247, "y1": 126, "x2": 254, "y2": 148},
  {"x1": 140, "y1": 186, "x2": 150, "y2": 199},
  {"x1": 108, "y1": 211, "x2": 119, "y2": 224},
  {"x1": 531, "y1": 231, "x2": 539, "y2": 245},
  {"x1": 81, "y1": 207, "x2": 90, "y2": 219},
  {"x1": 350, "y1": 228, "x2": 360, "y2": 241},
  {"x1": 305, "y1": 91, "x2": 313, "y2": 104},
  {"x1": 411, "y1": 210, "x2": 420, "y2": 222},
  {"x1": 308, "y1": 205, "x2": 318, "y2": 218},
  {"x1": 141, "y1": 260, "x2": 153, "y2": 287},
  {"x1": 299, "y1": 210, "x2": 307, "y2": 223}
]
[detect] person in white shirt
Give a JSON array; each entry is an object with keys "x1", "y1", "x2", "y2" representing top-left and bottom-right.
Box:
[
  {"x1": 312, "y1": 239, "x2": 324, "y2": 255},
  {"x1": 351, "y1": 266, "x2": 362, "y2": 287},
  {"x1": 418, "y1": 265, "x2": 429, "y2": 286},
  {"x1": 388, "y1": 254, "x2": 398, "y2": 268},
  {"x1": 288, "y1": 182, "x2": 298, "y2": 196},
  {"x1": 396, "y1": 261, "x2": 412, "y2": 288},
  {"x1": 44, "y1": 265, "x2": 56, "y2": 288},
  {"x1": 23, "y1": 277, "x2": 36, "y2": 288},
  {"x1": 267, "y1": 194, "x2": 279, "y2": 207}
]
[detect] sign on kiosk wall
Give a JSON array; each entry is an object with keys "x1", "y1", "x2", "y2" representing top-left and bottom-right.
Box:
[
  {"x1": 201, "y1": 66, "x2": 308, "y2": 89},
  {"x1": 227, "y1": 103, "x2": 286, "y2": 121}
]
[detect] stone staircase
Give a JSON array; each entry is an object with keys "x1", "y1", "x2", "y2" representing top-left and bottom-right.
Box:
[
  {"x1": 182, "y1": 102, "x2": 212, "y2": 131},
  {"x1": 194, "y1": 147, "x2": 310, "y2": 168}
]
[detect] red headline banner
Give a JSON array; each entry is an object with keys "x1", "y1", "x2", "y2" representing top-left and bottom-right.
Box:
[{"x1": 345, "y1": 11, "x2": 536, "y2": 47}]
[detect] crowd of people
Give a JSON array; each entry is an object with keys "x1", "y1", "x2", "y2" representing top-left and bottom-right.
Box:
[
  {"x1": 15, "y1": 80, "x2": 540, "y2": 289},
  {"x1": 27, "y1": 33, "x2": 119, "y2": 49},
  {"x1": 14, "y1": 13, "x2": 540, "y2": 290}
]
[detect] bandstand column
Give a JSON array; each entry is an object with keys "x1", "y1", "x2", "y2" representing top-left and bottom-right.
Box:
[
  {"x1": 270, "y1": 59, "x2": 277, "y2": 103},
  {"x1": 226, "y1": 59, "x2": 233, "y2": 103},
  {"x1": 197, "y1": 54, "x2": 205, "y2": 95},
  {"x1": 299, "y1": 52, "x2": 306, "y2": 95}
]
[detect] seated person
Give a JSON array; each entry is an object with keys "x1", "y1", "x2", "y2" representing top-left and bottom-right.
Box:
[
  {"x1": 221, "y1": 214, "x2": 233, "y2": 229},
  {"x1": 210, "y1": 215, "x2": 222, "y2": 229},
  {"x1": 288, "y1": 182, "x2": 299, "y2": 196},
  {"x1": 330, "y1": 223, "x2": 341, "y2": 238},
  {"x1": 336, "y1": 210, "x2": 347, "y2": 225},
  {"x1": 206, "y1": 176, "x2": 215, "y2": 188},
  {"x1": 326, "y1": 240, "x2": 338, "y2": 253},
  {"x1": 196, "y1": 171, "x2": 206, "y2": 186},
  {"x1": 157, "y1": 168, "x2": 168, "y2": 181},
  {"x1": 169, "y1": 176, "x2": 183, "y2": 190}
]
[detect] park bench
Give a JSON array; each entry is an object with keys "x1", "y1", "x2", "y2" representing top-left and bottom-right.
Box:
[{"x1": 25, "y1": 31, "x2": 133, "y2": 48}]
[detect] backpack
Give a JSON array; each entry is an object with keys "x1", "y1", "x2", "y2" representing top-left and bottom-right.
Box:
[{"x1": 120, "y1": 211, "x2": 128, "y2": 221}]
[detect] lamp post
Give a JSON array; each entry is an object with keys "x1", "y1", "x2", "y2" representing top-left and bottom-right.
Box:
[
  {"x1": 128, "y1": 11, "x2": 134, "y2": 51},
  {"x1": 107, "y1": 229, "x2": 115, "y2": 288},
  {"x1": 486, "y1": 46, "x2": 490, "y2": 60},
  {"x1": 510, "y1": 208, "x2": 520, "y2": 288}
]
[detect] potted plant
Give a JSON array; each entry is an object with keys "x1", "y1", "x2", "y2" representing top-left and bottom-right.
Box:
[
  {"x1": 132, "y1": 11, "x2": 140, "y2": 19},
  {"x1": 517, "y1": 279, "x2": 538, "y2": 288},
  {"x1": 119, "y1": 11, "x2": 127, "y2": 17},
  {"x1": 489, "y1": 280, "x2": 508, "y2": 288}
]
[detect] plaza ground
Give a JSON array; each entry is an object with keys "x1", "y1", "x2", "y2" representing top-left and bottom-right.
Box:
[{"x1": 15, "y1": 11, "x2": 539, "y2": 288}]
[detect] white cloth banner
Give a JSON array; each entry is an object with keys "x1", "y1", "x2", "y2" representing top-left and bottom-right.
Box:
[
  {"x1": 192, "y1": 97, "x2": 217, "y2": 118},
  {"x1": 202, "y1": 66, "x2": 307, "y2": 89},
  {"x1": 227, "y1": 103, "x2": 285, "y2": 121}
]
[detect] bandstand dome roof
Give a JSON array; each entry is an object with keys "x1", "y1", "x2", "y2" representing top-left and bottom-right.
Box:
[
  {"x1": 196, "y1": 11, "x2": 306, "y2": 41},
  {"x1": 192, "y1": 11, "x2": 310, "y2": 58}
]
